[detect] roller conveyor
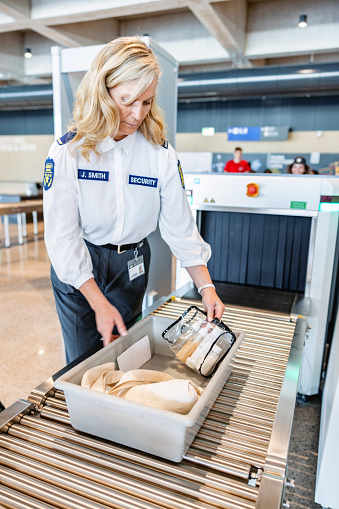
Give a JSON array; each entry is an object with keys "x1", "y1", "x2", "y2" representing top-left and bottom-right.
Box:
[{"x1": 0, "y1": 297, "x2": 306, "y2": 509}]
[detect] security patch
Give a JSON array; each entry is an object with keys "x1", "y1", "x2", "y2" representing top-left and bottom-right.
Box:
[
  {"x1": 129, "y1": 175, "x2": 158, "y2": 188},
  {"x1": 43, "y1": 157, "x2": 54, "y2": 190},
  {"x1": 78, "y1": 170, "x2": 109, "y2": 181},
  {"x1": 177, "y1": 160, "x2": 185, "y2": 189}
]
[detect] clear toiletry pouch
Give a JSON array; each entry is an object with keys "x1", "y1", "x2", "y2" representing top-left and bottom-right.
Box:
[{"x1": 162, "y1": 306, "x2": 236, "y2": 378}]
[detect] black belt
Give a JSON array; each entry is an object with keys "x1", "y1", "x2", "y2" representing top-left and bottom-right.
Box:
[{"x1": 100, "y1": 240, "x2": 144, "y2": 254}]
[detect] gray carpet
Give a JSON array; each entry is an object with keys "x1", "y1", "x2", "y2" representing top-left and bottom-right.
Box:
[{"x1": 285, "y1": 395, "x2": 322, "y2": 509}]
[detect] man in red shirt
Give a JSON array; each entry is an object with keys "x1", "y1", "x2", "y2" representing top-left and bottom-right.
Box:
[{"x1": 224, "y1": 147, "x2": 251, "y2": 173}]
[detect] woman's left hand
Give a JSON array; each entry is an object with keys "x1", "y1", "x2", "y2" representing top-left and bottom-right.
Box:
[{"x1": 201, "y1": 288, "x2": 225, "y2": 322}]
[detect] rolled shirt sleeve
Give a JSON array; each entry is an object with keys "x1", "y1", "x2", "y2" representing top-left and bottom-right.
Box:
[
  {"x1": 43, "y1": 141, "x2": 94, "y2": 289},
  {"x1": 158, "y1": 144, "x2": 211, "y2": 268}
]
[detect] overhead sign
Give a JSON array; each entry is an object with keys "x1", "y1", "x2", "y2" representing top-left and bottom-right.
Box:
[
  {"x1": 260, "y1": 126, "x2": 289, "y2": 140},
  {"x1": 228, "y1": 126, "x2": 289, "y2": 141},
  {"x1": 202, "y1": 127, "x2": 215, "y2": 136},
  {"x1": 227, "y1": 127, "x2": 260, "y2": 141}
]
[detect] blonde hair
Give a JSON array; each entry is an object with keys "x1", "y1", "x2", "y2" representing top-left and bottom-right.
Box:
[{"x1": 69, "y1": 36, "x2": 166, "y2": 160}]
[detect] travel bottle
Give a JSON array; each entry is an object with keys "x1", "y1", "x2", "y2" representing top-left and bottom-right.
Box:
[
  {"x1": 170, "y1": 318, "x2": 205, "y2": 356},
  {"x1": 186, "y1": 324, "x2": 221, "y2": 371},
  {"x1": 175, "y1": 320, "x2": 210, "y2": 362},
  {"x1": 200, "y1": 332, "x2": 234, "y2": 376}
]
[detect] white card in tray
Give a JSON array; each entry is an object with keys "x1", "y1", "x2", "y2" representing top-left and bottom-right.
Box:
[{"x1": 117, "y1": 335, "x2": 151, "y2": 371}]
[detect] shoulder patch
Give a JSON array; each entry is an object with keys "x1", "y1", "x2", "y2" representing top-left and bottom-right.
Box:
[
  {"x1": 161, "y1": 139, "x2": 168, "y2": 149},
  {"x1": 177, "y1": 159, "x2": 185, "y2": 189},
  {"x1": 57, "y1": 131, "x2": 76, "y2": 145},
  {"x1": 43, "y1": 158, "x2": 54, "y2": 191}
]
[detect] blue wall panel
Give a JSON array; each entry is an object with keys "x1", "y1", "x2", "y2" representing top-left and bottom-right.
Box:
[
  {"x1": 0, "y1": 109, "x2": 54, "y2": 135},
  {"x1": 177, "y1": 95, "x2": 339, "y2": 133},
  {"x1": 0, "y1": 94, "x2": 338, "y2": 138}
]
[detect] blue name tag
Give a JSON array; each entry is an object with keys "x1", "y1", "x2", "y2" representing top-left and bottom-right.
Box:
[
  {"x1": 78, "y1": 169, "x2": 109, "y2": 181},
  {"x1": 129, "y1": 175, "x2": 158, "y2": 188}
]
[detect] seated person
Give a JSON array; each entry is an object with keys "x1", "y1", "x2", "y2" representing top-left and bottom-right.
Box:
[
  {"x1": 224, "y1": 147, "x2": 251, "y2": 173},
  {"x1": 287, "y1": 157, "x2": 310, "y2": 174}
]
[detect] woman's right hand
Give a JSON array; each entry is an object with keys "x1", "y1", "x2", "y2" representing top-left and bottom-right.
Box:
[
  {"x1": 79, "y1": 277, "x2": 127, "y2": 346},
  {"x1": 95, "y1": 300, "x2": 127, "y2": 346}
]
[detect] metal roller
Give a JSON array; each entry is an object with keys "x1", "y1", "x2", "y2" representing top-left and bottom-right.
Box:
[
  {"x1": 202, "y1": 421, "x2": 270, "y2": 445},
  {"x1": 2, "y1": 449, "x2": 241, "y2": 509},
  {"x1": 44, "y1": 396, "x2": 68, "y2": 411},
  {"x1": 0, "y1": 485, "x2": 57, "y2": 509},
  {"x1": 0, "y1": 431, "x2": 255, "y2": 509},
  {"x1": 183, "y1": 449, "x2": 251, "y2": 478},
  {"x1": 189, "y1": 439, "x2": 266, "y2": 467},
  {"x1": 196, "y1": 430, "x2": 268, "y2": 455},
  {"x1": 53, "y1": 390, "x2": 66, "y2": 400},
  {"x1": 0, "y1": 466, "x2": 110, "y2": 509},
  {"x1": 220, "y1": 380, "x2": 279, "y2": 394},
  {"x1": 216, "y1": 397, "x2": 277, "y2": 412},
  {"x1": 216, "y1": 393, "x2": 279, "y2": 409},
  {"x1": 40, "y1": 405, "x2": 71, "y2": 424},
  {"x1": 0, "y1": 435, "x2": 258, "y2": 506},
  {"x1": 228, "y1": 371, "x2": 285, "y2": 384},
  {"x1": 5, "y1": 420, "x2": 254, "y2": 496},
  {"x1": 214, "y1": 395, "x2": 278, "y2": 413}
]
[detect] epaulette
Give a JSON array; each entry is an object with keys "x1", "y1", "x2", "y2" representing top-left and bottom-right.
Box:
[
  {"x1": 57, "y1": 131, "x2": 76, "y2": 145},
  {"x1": 161, "y1": 139, "x2": 168, "y2": 149}
]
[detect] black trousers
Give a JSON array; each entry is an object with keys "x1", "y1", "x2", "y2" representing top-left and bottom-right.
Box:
[{"x1": 51, "y1": 239, "x2": 151, "y2": 364}]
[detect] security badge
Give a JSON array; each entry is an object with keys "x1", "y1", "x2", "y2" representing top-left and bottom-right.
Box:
[
  {"x1": 127, "y1": 247, "x2": 145, "y2": 281},
  {"x1": 43, "y1": 158, "x2": 54, "y2": 190}
]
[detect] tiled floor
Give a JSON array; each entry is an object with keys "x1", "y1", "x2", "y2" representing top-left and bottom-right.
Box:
[
  {"x1": 0, "y1": 221, "x2": 323, "y2": 507},
  {"x1": 0, "y1": 221, "x2": 65, "y2": 408}
]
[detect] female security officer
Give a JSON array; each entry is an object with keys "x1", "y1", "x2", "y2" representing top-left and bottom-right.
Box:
[{"x1": 43, "y1": 36, "x2": 224, "y2": 364}]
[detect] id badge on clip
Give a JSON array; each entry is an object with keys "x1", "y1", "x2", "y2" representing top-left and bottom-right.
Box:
[{"x1": 127, "y1": 248, "x2": 145, "y2": 281}]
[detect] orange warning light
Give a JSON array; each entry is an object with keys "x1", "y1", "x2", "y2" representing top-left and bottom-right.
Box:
[{"x1": 246, "y1": 183, "x2": 259, "y2": 197}]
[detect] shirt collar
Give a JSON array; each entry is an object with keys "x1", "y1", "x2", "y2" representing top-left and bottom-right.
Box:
[{"x1": 98, "y1": 131, "x2": 137, "y2": 154}]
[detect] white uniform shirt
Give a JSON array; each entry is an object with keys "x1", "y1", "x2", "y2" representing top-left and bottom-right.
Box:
[{"x1": 43, "y1": 130, "x2": 211, "y2": 289}]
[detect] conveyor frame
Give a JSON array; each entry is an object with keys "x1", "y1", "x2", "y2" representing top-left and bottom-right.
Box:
[{"x1": 0, "y1": 297, "x2": 306, "y2": 509}]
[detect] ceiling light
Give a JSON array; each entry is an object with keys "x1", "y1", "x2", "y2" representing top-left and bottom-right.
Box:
[
  {"x1": 298, "y1": 69, "x2": 316, "y2": 74},
  {"x1": 298, "y1": 14, "x2": 307, "y2": 28},
  {"x1": 24, "y1": 47, "x2": 32, "y2": 58}
]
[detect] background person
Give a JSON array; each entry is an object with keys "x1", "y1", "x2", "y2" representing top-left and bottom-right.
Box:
[
  {"x1": 224, "y1": 147, "x2": 251, "y2": 173},
  {"x1": 43, "y1": 36, "x2": 224, "y2": 364},
  {"x1": 287, "y1": 156, "x2": 310, "y2": 174}
]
